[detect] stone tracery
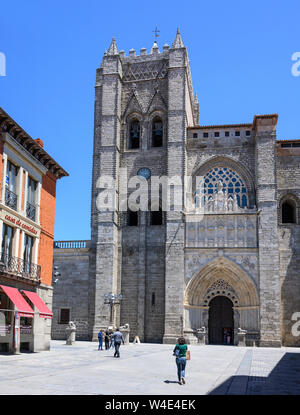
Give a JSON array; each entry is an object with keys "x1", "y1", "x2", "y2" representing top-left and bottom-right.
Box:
[{"x1": 194, "y1": 166, "x2": 248, "y2": 211}]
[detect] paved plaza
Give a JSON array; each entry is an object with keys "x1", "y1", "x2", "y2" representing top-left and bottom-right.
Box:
[{"x1": 0, "y1": 341, "x2": 300, "y2": 395}]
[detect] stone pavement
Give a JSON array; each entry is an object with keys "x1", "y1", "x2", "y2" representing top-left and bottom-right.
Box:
[{"x1": 0, "y1": 341, "x2": 299, "y2": 395}]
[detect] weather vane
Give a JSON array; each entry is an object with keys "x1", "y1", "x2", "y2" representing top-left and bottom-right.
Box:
[{"x1": 153, "y1": 25, "x2": 160, "y2": 41}]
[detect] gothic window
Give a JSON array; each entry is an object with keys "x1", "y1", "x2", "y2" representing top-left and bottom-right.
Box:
[
  {"x1": 127, "y1": 210, "x2": 138, "y2": 226},
  {"x1": 152, "y1": 117, "x2": 163, "y2": 147},
  {"x1": 195, "y1": 167, "x2": 248, "y2": 209},
  {"x1": 282, "y1": 201, "x2": 296, "y2": 224},
  {"x1": 129, "y1": 119, "x2": 140, "y2": 149}
]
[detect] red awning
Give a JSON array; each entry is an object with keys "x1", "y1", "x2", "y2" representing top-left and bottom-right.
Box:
[
  {"x1": 22, "y1": 290, "x2": 53, "y2": 319},
  {"x1": 0, "y1": 285, "x2": 34, "y2": 318}
]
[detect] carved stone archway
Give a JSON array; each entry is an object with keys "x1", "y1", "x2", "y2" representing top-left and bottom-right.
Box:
[{"x1": 184, "y1": 256, "x2": 259, "y2": 345}]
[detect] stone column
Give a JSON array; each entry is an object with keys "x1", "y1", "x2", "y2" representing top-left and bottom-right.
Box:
[
  {"x1": 254, "y1": 115, "x2": 281, "y2": 347},
  {"x1": 88, "y1": 44, "x2": 123, "y2": 341},
  {"x1": 163, "y1": 44, "x2": 189, "y2": 344}
]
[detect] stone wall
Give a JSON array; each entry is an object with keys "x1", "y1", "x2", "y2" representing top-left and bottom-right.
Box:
[
  {"x1": 277, "y1": 147, "x2": 300, "y2": 346},
  {"x1": 51, "y1": 244, "x2": 90, "y2": 340}
]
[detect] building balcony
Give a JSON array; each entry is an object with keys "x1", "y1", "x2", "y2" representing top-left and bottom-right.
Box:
[
  {"x1": 0, "y1": 252, "x2": 41, "y2": 283},
  {"x1": 5, "y1": 186, "x2": 18, "y2": 211},
  {"x1": 53, "y1": 240, "x2": 90, "y2": 249}
]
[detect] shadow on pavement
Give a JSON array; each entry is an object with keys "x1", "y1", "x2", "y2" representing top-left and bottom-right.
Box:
[
  {"x1": 164, "y1": 380, "x2": 181, "y2": 385},
  {"x1": 209, "y1": 352, "x2": 300, "y2": 395}
]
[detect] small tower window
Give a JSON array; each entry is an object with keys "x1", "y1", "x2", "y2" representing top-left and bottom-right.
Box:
[
  {"x1": 150, "y1": 207, "x2": 163, "y2": 225},
  {"x1": 152, "y1": 117, "x2": 163, "y2": 147},
  {"x1": 129, "y1": 120, "x2": 140, "y2": 149},
  {"x1": 282, "y1": 201, "x2": 296, "y2": 224},
  {"x1": 151, "y1": 293, "x2": 155, "y2": 306},
  {"x1": 128, "y1": 210, "x2": 138, "y2": 226}
]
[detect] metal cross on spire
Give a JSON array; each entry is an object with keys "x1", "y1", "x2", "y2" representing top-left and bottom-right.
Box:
[{"x1": 153, "y1": 25, "x2": 160, "y2": 41}]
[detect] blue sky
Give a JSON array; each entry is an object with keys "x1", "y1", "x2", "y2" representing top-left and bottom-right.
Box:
[{"x1": 0, "y1": 0, "x2": 299, "y2": 240}]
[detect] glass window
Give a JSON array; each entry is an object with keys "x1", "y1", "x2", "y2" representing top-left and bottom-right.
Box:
[
  {"x1": 1, "y1": 223, "x2": 14, "y2": 259},
  {"x1": 5, "y1": 161, "x2": 18, "y2": 210},
  {"x1": 26, "y1": 177, "x2": 37, "y2": 221},
  {"x1": 27, "y1": 177, "x2": 37, "y2": 205},
  {"x1": 23, "y1": 234, "x2": 34, "y2": 265},
  {"x1": 6, "y1": 160, "x2": 18, "y2": 192}
]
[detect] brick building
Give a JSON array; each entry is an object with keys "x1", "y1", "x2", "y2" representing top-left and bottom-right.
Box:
[
  {"x1": 0, "y1": 108, "x2": 68, "y2": 353},
  {"x1": 52, "y1": 30, "x2": 300, "y2": 347}
]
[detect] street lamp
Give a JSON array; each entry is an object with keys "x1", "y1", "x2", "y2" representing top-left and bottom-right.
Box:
[
  {"x1": 104, "y1": 292, "x2": 123, "y2": 327},
  {"x1": 53, "y1": 266, "x2": 61, "y2": 284}
]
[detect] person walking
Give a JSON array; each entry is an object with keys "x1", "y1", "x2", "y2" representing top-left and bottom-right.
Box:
[
  {"x1": 113, "y1": 328, "x2": 125, "y2": 358},
  {"x1": 110, "y1": 331, "x2": 114, "y2": 349},
  {"x1": 104, "y1": 330, "x2": 110, "y2": 350},
  {"x1": 173, "y1": 337, "x2": 188, "y2": 385},
  {"x1": 97, "y1": 330, "x2": 103, "y2": 350}
]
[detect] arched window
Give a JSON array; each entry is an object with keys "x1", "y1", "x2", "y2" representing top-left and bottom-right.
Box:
[
  {"x1": 152, "y1": 117, "x2": 163, "y2": 147},
  {"x1": 129, "y1": 120, "x2": 140, "y2": 149},
  {"x1": 282, "y1": 201, "x2": 296, "y2": 224},
  {"x1": 194, "y1": 166, "x2": 248, "y2": 209}
]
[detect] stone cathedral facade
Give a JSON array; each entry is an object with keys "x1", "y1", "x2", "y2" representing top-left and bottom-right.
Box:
[{"x1": 52, "y1": 30, "x2": 300, "y2": 347}]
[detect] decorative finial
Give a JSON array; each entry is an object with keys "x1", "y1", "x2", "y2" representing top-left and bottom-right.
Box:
[
  {"x1": 172, "y1": 27, "x2": 184, "y2": 49},
  {"x1": 107, "y1": 37, "x2": 118, "y2": 55}
]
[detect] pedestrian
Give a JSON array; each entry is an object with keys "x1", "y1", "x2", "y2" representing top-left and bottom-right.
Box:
[
  {"x1": 113, "y1": 327, "x2": 125, "y2": 358},
  {"x1": 173, "y1": 336, "x2": 188, "y2": 385},
  {"x1": 104, "y1": 330, "x2": 110, "y2": 350},
  {"x1": 110, "y1": 331, "x2": 114, "y2": 349},
  {"x1": 98, "y1": 329, "x2": 103, "y2": 350}
]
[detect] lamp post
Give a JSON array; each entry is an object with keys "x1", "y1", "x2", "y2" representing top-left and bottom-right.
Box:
[
  {"x1": 52, "y1": 265, "x2": 61, "y2": 284},
  {"x1": 104, "y1": 292, "x2": 122, "y2": 327}
]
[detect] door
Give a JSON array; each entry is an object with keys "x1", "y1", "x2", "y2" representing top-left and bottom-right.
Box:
[{"x1": 208, "y1": 296, "x2": 234, "y2": 344}]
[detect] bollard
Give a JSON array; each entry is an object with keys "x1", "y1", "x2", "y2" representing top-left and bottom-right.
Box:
[{"x1": 66, "y1": 321, "x2": 76, "y2": 345}]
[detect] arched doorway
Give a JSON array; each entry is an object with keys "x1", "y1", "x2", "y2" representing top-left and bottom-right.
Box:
[{"x1": 208, "y1": 296, "x2": 234, "y2": 345}]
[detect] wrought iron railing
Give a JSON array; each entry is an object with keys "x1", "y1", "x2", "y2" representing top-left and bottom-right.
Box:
[
  {"x1": 54, "y1": 240, "x2": 89, "y2": 249},
  {"x1": 0, "y1": 252, "x2": 41, "y2": 283},
  {"x1": 5, "y1": 186, "x2": 18, "y2": 211},
  {"x1": 26, "y1": 201, "x2": 36, "y2": 221}
]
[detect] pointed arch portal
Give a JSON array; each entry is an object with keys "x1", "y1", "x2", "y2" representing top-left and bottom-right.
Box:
[{"x1": 184, "y1": 256, "x2": 259, "y2": 345}]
